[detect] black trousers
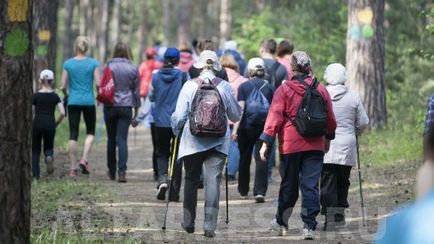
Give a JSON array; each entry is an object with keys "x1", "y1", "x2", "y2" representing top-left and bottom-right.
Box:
[
  {"x1": 320, "y1": 164, "x2": 352, "y2": 222},
  {"x1": 150, "y1": 123, "x2": 158, "y2": 177},
  {"x1": 155, "y1": 127, "x2": 182, "y2": 199},
  {"x1": 237, "y1": 127, "x2": 268, "y2": 196},
  {"x1": 32, "y1": 123, "x2": 55, "y2": 178}
]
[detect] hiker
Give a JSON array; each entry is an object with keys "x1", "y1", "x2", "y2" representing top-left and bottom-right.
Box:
[
  {"x1": 276, "y1": 39, "x2": 294, "y2": 79},
  {"x1": 32, "y1": 70, "x2": 65, "y2": 179},
  {"x1": 100, "y1": 43, "x2": 140, "y2": 183},
  {"x1": 232, "y1": 58, "x2": 274, "y2": 203},
  {"x1": 222, "y1": 40, "x2": 247, "y2": 75},
  {"x1": 61, "y1": 36, "x2": 100, "y2": 177},
  {"x1": 188, "y1": 39, "x2": 228, "y2": 81},
  {"x1": 320, "y1": 63, "x2": 369, "y2": 231},
  {"x1": 424, "y1": 94, "x2": 434, "y2": 161},
  {"x1": 220, "y1": 54, "x2": 248, "y2": 181},
  {"x1": 171, "y1": 50, "x2": 241, "y2": 238},
  {"x1": 259, "y1": 51, "x2": 336, "y2": 240},
  {"x1": 147, "y1": 48, "x2": 187, "y2": 201},
  {"x1": 139, "y1": 48, "x2": 163, "y2": 98},
  {"x1": 178, "y1": 42, "x2": 195, "y2": 73}
]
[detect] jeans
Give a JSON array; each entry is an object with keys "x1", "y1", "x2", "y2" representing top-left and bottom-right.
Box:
[
  {"x1": 237, "y1": 128, "x2": 268, "y2": 196},
  {"x1": 104, "y1": 107, "x2": 132, "y2": 175},
  {"x1": 182, "y1": 150, "x2": 225, "y2": 232},
  {"x1": 276, "y1": 151, "x2": 324, "y2": 230},
  {"x1": 32, "y1": 123, "x2": 55, "y2": 178},
  {"x1": 320, "y1": 164, "x2": 352, "y2": 222},
  {"x1": 227, "y1": 128, "x2": 240, "y2": 177}
]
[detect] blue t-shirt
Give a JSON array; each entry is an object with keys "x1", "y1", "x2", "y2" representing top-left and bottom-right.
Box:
[{"x1": 63, "y1": 57, "x2": 99, "y2": 106}]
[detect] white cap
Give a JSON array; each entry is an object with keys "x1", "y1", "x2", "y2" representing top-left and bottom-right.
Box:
[
  {"x1": 223, "y1": 40, "x2": 237, "y2": 51},
  {"x1": 39, "y1": 69, "x2": 54, "y2": 80},
  {"x1": 193, "y1": 50, "x2": 222, "y2": 71},
  {"x1": 324, "y1": 63, "x2": 347, "y2": 85},
  {"x1": 247, "y1": 57, "x2": 265, "y2": 71}
]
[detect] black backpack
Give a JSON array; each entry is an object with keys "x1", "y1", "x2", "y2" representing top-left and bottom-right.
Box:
[{"x1": 289, "y1": 76, "x2": 328, "y2": 137}]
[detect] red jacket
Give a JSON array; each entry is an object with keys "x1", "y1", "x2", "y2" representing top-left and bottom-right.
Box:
[
  {"x1": 260, "y1": 75, "x2": 336, "y2": 155},
  {"x1": 139, "y1": 59, "x2": 163, "y2": 97}
]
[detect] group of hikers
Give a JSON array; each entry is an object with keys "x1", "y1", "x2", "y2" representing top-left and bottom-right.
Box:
[{"x1": 32, "y1": 35, "x2": 374, "y2": 240}]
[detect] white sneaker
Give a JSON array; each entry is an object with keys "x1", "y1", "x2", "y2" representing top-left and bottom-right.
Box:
[
  {"x1": 269, "y1": 218, "x2": 287, "y2": 236},
  {"x1": 303, "y1": 228, "x2": 314, "y2": 240},
  {"x1": 157, "y1": 183, "x2": 168, "y2": 200},
  {"x1": 240, "y1": 195, "x2": 248, "y2": 200},
  {"x1": 254, "y1": 195, "x2": 265, "y2": 203}
]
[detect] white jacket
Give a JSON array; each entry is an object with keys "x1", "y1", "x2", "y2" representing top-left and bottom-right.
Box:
[{"x1": 324, "y1": 85, "x2": 369, "y2": 166}]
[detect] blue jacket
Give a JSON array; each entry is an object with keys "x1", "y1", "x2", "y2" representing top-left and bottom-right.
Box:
[{"x1": 148, "y1": 67, "x2": 184, "y2": 127}]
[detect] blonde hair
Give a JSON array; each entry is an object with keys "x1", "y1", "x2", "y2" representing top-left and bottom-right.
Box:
[
  {"x1": 74, "y1": 36, "x2": 90, "y2": 55},
  {"x1": 220, "y1": 54, "x2": 239, "y2": 73}
]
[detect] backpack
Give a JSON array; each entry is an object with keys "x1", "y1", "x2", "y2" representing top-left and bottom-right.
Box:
[
  {"x1": 97, "y1": 65, "x2": 115, "y2": 104},
  {"x1": 189, "y1": 77, "x2": 227, "y2": 137},
  {"x1": 244, "y1": 81, "x2": 270, "y2": 127},
  {"x1": 264, "y1": 61, "x2": 280, "y2": 88},
  {"x1": 288, "y1": 76, "x2": 328, "y2": 137}
]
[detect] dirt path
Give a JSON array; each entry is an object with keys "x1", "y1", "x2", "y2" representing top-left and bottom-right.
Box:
[{"x1": 46, "y1": 126, "x2": 419, "y2": 243}]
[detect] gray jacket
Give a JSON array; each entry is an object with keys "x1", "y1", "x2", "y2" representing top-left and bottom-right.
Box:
[
  {"x1": 324, "y1": 85, "x2": 369, "y2": 166},
  {"x1": 105, "y1": 58, "x2": 140, "y2": 108}
]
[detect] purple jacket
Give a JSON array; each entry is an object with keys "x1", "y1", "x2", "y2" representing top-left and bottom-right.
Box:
[{"x1": 105, "y1": 58, "x2": 140, "y2": 108}]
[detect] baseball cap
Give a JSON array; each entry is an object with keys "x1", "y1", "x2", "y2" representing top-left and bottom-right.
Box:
[
  {"x1": 164, "y1": 47, "x2": 180, "y2": 61},
  {"x1": 247, "y1": 57, "x2": 265, "y2": 71},
  {"x1": 39, "y1": 69, "x2": 54, "y2": 80},
  {"x1": 145, "y1": 48, "x2": 157, "y2": 56},
  {"x1": 193, "y1": 50, "x2": 222, "y2": 71}
]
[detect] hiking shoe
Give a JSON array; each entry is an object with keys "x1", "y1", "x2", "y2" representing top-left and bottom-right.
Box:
[
  {"x1": 240, "y1": 195, "x2": 248, "y2": 200},
  {"x1": 68, "y1": 169, "x2": 77, "y2": 177},
  {"x1": 204, "y1": 230, "x2": 215, "y2": 238},
  {"x1": 157, "y1": 183, "x2": 168, "y2": 200},
  {"x1": 45, "y1": 156, "x2": 54, "y2": 174},
  {"x1": 182, "y1": 225, "x2": 195, "y2": 234},
  {"x1": 255, "y1": 195, "x2": 265, "y2": 203},
  {"x1": 303, "y1": 228, "x2": 314, "y2": 240},
  {"x1": 107, "y1": 171, "x2": 116, "y2": 181},
  {"x1": 118, "y1": 173, "x2": 127, "y2": 183},
  {"x1": 79, "y1": 159, "x2": 90, "y2": 174},
  {"x1": 269, "y1": 218, "x2": 287, "y2": 236},
  {"x1": 227, "y1": 175, "x2": 236, "y2": 181}
]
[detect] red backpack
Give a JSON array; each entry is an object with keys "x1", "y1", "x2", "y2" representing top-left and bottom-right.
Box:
[
  {"x1": 97, "y1": 66, "x2": 115, "y2": 104},
  {"x1": 189, "y1": 77, "x2": 227, "y2": 137}
]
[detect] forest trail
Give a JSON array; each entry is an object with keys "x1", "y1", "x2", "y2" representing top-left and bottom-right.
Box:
[{"x1": 38, "y1": 126, "x2": 418, "y2": 243}]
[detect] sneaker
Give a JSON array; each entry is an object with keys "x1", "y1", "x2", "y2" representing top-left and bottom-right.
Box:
[
  {"x1": 157, "y1": 183, "x2": 168, "y2": 200},
  {"x1": 182, "y1": 224, "x2": 194, "y2": 234},
  {"x1": 240, "y1": 195, "x2": 248, "y2": 200},
  {"x1": 118, "y1": 173, "x2": 127, "y2": 183},
  {"x1": 255, "y1": 195, "x2": 265, "y2": 203},
  {"x1": 107, "y1": 171, "x2": 116, "y2": 181},
  {"x1": 303, "y1": 228, "x2": 314, "y2": 240},
  {"x1": 45, "y1": 156, "x2": 54, "y2": 174},
  {"x1": 68, "y1": 169, "x2": 77, "y2": 177},
  {"x1": 78, "y1": 159, "x2": 90, "y2": 174},
  {"x1": 204, "y1": 230, "x2": 215, "y2": 238},
  {"x1": 269, "y1": 218, "x2": 287, "y2": 236}
]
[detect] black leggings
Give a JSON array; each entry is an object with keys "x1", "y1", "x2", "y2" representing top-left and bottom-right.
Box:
[
  {"x1": 32, "y1": 124, "x2": 55, "y2": 178},
  {"x1": 68, "y1": 105, "x2": 96, "y2": 140}
]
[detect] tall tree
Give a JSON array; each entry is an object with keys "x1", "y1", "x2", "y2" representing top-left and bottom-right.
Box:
[
  {"x1": 219, "y1": 0, "x2": 232, "y2": 47},
  {"x1": 346, "y1": 0, "x2": 386, "y2": 128},
  {"x1": 0, "y1": 0, "x2": 33, "y2": 242},
  {"x1": 63, "y1": 0, "x2": 76, "y2": 60},
  {"x1": 97, "y1": 0, "x2": 109, "y2": 62},
  {"x1": 78, "y1": 0, "x2": 90, "y2": 35},
  {"x1": 138, "y1": 1, "x2": 149, "y2": 62},
  {"x1": 33, "y1": 0, "x2": 59, "y2": 91},
  {"x1": 177, "y1": 0, "x2": 192, "y2": 46},
  {"x1": 162, "y1": 0, "x2": 171, "y2": 46},
  {"x1": 110, "y1": 0, "x2": 120, "y2": 48}
]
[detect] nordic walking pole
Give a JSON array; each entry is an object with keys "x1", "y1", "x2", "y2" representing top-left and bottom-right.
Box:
[
  {"x1": 162, "y1": 136, "x2": 179, "y2": 231},
  {"x1": 225, "y1": 157, "x2": 229, "y2": 225},
  {"x1": 356, "y1": 136, "x2": 366, "y2": 226}
]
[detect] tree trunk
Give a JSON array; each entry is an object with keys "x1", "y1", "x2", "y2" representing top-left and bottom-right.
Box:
[
  {"x1": 219, "y1": 0, "x2": 232, "y2": 47},
  {"x1": 138, "y1": 1, "x2": 149, "y2": 62},
  {"x1": 346, "y1": 0, "x2": 386, "y2": 128},
  {"x1": 110, "y1": 0, "x2": 120, "y2": 47},
  {"x1": 177, "y1": 0, "x2": 192, "y2": 46},
  {"x1": 79, "y1": 0, "x2": 89, "y2": 35},
  {"x1": 162, "y1": 0, "x2": 171, "y2": 46},
  {"x1": 33, "y1": 0, "x2": 59, "y2": 91},
  {"x1": 255, "y1": 0, "x2": 265, "y2": 11},
  {"x1": 98, "y1": 0, "x2": 109, "y2": 62},
  {"x1": 63, "y1": 0, "x2": 76, "y2": 60},
  {"x1": 0, "y1": 0, "x2": 33, "y2": 243}
]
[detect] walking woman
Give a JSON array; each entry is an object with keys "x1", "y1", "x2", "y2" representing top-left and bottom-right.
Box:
[
  {"x1": 101, "y1": 43, "x2": 140, "y2": 182},
  {"x1": 61, "y1": 36, "x2": 100, "y2": 176},
  {"x1": 320, "y1": 63, "x2": 369, "y2": 230}
]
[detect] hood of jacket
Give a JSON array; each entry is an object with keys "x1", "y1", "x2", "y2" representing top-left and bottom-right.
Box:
[
  {"x1": 326, "y1": 84, "x2": 348, "y2": 101},
  {"x1": 157, "y1": 67, "x2": 182, "y2": 83},
  {"x1": 287, "y1": 75, "x2": 315, "y2": 96}
]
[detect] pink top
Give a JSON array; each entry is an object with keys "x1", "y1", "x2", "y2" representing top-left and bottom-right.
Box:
[
  {"x1": 277, "y1": 55, "x2": 293, "y2": 79},
  {"x1": 225, "y1": 68, "x2": 247, "y2": 125}
]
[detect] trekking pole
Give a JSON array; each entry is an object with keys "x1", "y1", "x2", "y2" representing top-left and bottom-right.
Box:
[
  {"x1": 356, "y1": 136, "x2": 366, "y2": 226},
  {"x1": 225, "y1": 157, "x2": 229, "y2": 225},
  {"x1": 134, "y1": 127, "x2": 137, "y2": 145},
  {"x1": 162, "y1": 136, "x2": 179, "y2": 231}
]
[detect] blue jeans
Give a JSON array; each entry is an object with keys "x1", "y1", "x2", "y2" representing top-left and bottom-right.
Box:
[
  {"x1": 227, "y1": 128, "x2": 240, "y2": 177},
  {"x1": 276, "y1": 151, "x2": 324, "y2": 230},
  {"x1": 104, "y1": 107, "x2": 132, "y2": 175}
]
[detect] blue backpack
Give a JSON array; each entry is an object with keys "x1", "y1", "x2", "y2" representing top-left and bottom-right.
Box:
[{"x1": 245, "y1": 81, "x2": 270, "y2": 127}]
